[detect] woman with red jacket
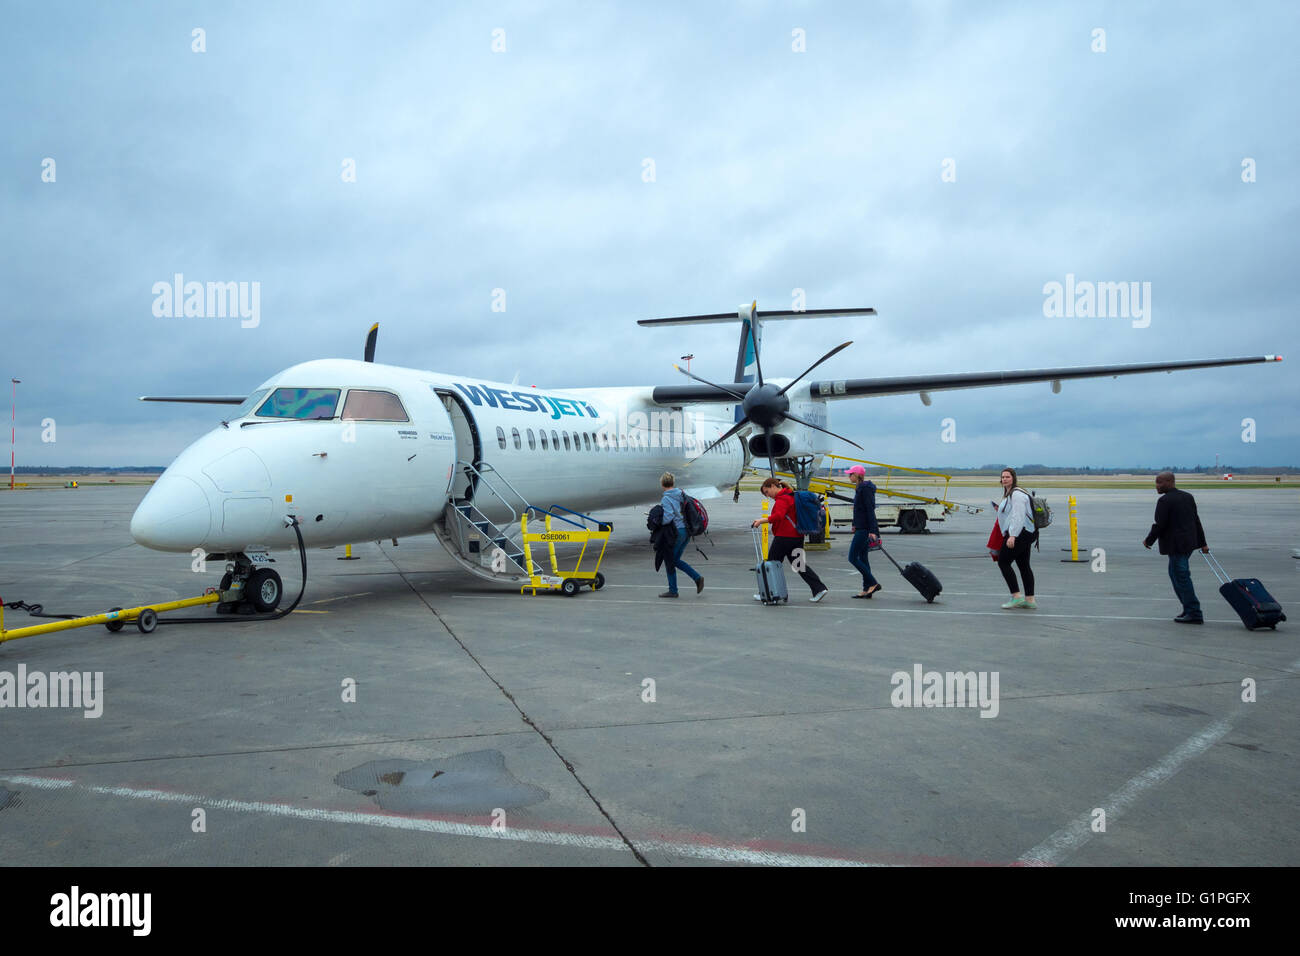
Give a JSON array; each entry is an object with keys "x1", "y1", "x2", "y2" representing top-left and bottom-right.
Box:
[{"x1": 751, "y1": 477, "x2": 829, "y2": 602}]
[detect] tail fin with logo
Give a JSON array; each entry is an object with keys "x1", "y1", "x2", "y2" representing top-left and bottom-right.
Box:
[{"x1": 638, "y1": 301, "x2": 878, "y2": 420}]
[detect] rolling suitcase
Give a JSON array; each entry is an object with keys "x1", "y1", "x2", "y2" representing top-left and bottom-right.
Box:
[
  {"x1": 1202, "y1": 552, "x2": 1286, "y2": 630},
  {"x1": 753, "y1": 529, "x2": 788, "y2": 605},
  {"x1": 877, "y1": 543, "x2": 942, "y2": 603}
]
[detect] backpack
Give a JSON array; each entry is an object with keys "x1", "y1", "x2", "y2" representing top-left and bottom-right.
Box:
[
  {"x1": 1011, "y1": 488, "x2": 1050, "y2": 551},
  {"x1": 1023, "y1": 488, "x2": 1052, "y2": 530},
  {"x1": 792, "y1": 490, "x2": 826, "y2": 535},
  {"x1": 680, "y1": 492, "x2": 709, "y2": 537}
]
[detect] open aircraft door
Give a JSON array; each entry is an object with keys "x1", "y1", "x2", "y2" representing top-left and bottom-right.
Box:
[{"x1": 434, "y1": 388, "x2": 483, "y2": 504}]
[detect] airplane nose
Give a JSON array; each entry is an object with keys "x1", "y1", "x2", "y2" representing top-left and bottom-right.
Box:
[{"x1": 131, "y1": 474, "x2": 213, "y2": 552}]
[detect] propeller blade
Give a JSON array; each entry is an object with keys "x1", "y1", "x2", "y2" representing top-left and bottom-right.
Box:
[
  {"x1": 673, "y1": 364, "x2": 749, "y2": 401},
  {"x1": 697, "y1": 417, "x2": 752, "y2": 458},
  {"x1": 363, "y1": 323, "x2": 379, "y2": 363},
  {"x1": 763, "y1": 426, "x2": 777, "y2": 477},
  {"x1": 777, "y1": 341, "x2": 853, "y2": 397},
  {"x1": 749, "y1": 309, "x2": 766, "y2": 387},
  {"x1": 781, "y1": 409, "x2": 865, "y2": 450}
]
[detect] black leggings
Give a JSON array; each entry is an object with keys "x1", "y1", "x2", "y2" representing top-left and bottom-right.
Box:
[
  {"x1": 767, "y1": 535, "x2": 827, "y2": 595},
  {"x1": 998, "y1": 532, "x2": 1035, "y2": 595}
]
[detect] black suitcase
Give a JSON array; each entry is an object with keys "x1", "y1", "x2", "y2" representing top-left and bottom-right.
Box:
[
  {"x1": 877, "y1": 544, "x2": 942, "y2": 603},
  {"x1": 1203, "y1": 552, "x2": 1286, "y2": 630}
]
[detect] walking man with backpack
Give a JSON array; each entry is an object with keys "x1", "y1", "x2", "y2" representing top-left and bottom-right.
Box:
[
  {"x1": 657, "y1": 472, "x2": 704, "y2": 598},
  {"x1": 1143, "y1": 471, "x2": 1209, "y2": 624}
]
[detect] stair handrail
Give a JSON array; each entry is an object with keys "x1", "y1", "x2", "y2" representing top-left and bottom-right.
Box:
[
  {"x1": 538, "y1": 504, "x2": 611, "y2": 531},
  {"x1": 456, "y1": 459, "x2": 533, "y2": 522}
]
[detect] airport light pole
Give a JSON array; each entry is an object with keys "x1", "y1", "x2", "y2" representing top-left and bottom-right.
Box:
[
  {"x1": 9, "y1": 379, "x2": 18, "y2": 490},
  {"x1": 680, "y1": 354, "x2": 694, "y2": 372}
]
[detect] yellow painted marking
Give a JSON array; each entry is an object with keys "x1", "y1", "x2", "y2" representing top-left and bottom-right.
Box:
[{"x1": 308, "y1": 592, "x2": 373, "y2": 605}]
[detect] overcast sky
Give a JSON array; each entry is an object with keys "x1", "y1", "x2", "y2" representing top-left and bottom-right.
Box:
[{"x1": 3, "y1": 1, "x2": 1296, "y2": 469}]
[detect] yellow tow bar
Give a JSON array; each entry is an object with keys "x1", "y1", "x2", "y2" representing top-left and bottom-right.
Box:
[{"x1": 0, "y1": 592, "x2": 222, "y2": 644}]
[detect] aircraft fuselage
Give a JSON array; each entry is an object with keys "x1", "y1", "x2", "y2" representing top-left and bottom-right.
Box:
[{"x1": 128, "y1": 359, "x2": 818, "y2": 555}]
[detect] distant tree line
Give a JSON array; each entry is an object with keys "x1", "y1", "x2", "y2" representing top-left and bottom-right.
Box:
[{"x1": 14, "y1": 466, "x2": 165, "y2": 475}]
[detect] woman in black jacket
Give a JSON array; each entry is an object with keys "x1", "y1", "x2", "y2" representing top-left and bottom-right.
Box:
[{"x1": 846, "y1": 465, "x2": 882, "y2": 598}]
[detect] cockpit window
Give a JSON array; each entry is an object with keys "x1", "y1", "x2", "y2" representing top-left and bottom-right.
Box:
[
  {"x1": 341, "y1": 389, "x2": 409, "y2": 422},
  {"x1": 231, "y1": 389, "x2": 271, "y2": 419},
  {"x1": 255, "y1": 387, "x2": 339, "y2": 420}
]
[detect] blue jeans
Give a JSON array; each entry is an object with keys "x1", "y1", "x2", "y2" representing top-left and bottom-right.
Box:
[
  {"x1": 847, "y1": 530, "x2": 880, "y2": 590},
  {"x1": 1167, "y1": 552, "x2": 1202, "y2": 617},
  {"x1": 666, "y1": 530, "x2": 701, "y2": 594}
]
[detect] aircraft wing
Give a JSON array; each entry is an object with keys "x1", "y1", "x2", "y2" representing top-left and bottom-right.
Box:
[
  {"x1": 651, "y1": 355, "x2": 1282, "y2": 404},
  {"x1": 808, "y1": 355, "x2": 1282, "y2": 399},
  {"x1": 139, "y1": 396, "x2": 247, "y2": 404}
]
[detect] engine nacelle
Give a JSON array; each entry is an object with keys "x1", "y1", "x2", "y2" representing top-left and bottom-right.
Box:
[{"x1": 748, "y1": 432, "x2": 791, "y2": 458}]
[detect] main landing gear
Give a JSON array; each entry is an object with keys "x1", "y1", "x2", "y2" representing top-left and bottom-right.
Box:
[{"x1": 216, "y1": 553, "x2": 284, "y2": 614}]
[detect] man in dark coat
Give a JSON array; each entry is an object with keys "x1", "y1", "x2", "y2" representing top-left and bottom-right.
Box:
[{"x1": 1143, "y1": 471, "x2": 1209, "y2": 623}]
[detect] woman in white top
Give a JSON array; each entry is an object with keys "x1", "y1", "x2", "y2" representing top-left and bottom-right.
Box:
[{"x1": 996, "y1": 467, "x2": 1037, "y2": 609}]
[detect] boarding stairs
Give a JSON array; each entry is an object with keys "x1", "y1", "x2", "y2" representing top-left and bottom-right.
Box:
[{"x1": 433, "y1": 461, "x2": 534, "y2": 584}]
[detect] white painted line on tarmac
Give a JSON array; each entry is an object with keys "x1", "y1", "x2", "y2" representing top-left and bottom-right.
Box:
[
  {"x1": 2, "y1": 774, "x2": 881, "y2": 867},
  {"x1": 1016, "y1": 717, "x2": 1236, "y2": 866},
  {"x1": 605, "y1": 582, "x2": 1300, "y2": 604},
  {"x1": 1016, "y1": 655, "x2": 1300, "y2": 866},
  {"x1": 448, "y1": 593, "x2": 1239, "y2": 624}
]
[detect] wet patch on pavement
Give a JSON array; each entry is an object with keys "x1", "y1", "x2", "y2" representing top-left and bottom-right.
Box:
[{"x1": 334, "y1": 750, "x2": 548, "y2": 813}]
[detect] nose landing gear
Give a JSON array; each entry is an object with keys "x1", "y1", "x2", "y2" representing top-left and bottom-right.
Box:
[{"x1": 216, "y1": 553, "x2": 284, "y2": 614}]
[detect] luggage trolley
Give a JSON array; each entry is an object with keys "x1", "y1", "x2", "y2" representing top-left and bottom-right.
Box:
[{"x1": 520, "y1": 508, "x2": 612, "y2": 596}]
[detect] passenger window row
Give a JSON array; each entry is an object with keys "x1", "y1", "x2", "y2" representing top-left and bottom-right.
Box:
[{"x1": 494, "y1": 426, "x2": 718, "y2": 454}]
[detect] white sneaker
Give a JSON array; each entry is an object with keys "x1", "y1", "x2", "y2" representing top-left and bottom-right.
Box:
[
  {"x1": 754, "y1": 594, "x2": 763, "y2": 602},
  {"x1": 810, "y1": 590, "x2": 829, "y2": 603}
]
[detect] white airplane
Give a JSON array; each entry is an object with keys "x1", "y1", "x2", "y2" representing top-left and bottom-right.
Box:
[{"x1": 131, "y1": 304, "x2": 1282, "y2": 612}]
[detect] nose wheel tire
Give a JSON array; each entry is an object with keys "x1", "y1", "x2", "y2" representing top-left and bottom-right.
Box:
[{"x1": 248, "y1": 568, "x2": 284, "y2": 612}]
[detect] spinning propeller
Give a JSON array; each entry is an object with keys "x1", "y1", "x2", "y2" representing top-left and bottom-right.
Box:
[{"x1": 675, "y1": 315, "x2": 863, "y2": 477}]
